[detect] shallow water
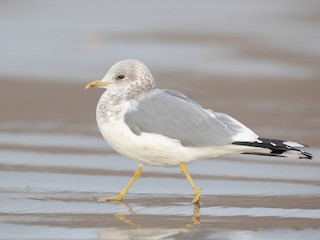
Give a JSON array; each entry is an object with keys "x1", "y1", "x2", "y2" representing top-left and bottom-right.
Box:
[
  {"x1": 0, "y1": 0, "x2": 319, "y2": 82},
  {"x1": 0, "y1": 129, "x2": 319, "y2": 239},
  {"x1": 1, "y1": 1, "x2": 320, "y2": 239}
]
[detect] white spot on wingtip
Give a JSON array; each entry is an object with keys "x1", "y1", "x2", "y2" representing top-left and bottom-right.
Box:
[{"x1": 284, "y1": 141, "x2": 304, "y2": 148}]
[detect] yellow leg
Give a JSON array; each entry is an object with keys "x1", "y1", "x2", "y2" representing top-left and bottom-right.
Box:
[
  {"x1": 95, "y1": 166, "x2": 143, "y2": 202},
  {"x1": 179, "y1": 163, "x2": 201, "y2": 203}
]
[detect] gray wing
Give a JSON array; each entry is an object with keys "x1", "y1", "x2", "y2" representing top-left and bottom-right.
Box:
[{"x1": 124, "y1": 89, "x2": 258, "y2": 147}]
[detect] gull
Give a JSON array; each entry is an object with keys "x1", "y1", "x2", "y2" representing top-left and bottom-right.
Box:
[{"x1": 85, "y1": 59, "x2": 312, "y2": 203}]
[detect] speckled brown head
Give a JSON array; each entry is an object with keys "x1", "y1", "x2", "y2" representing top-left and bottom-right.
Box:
[
  {"x1": 86, "y1": 59, "x2": 156, "y2": 100},
  {"x1": 86, "y1": 59, "x2": 157, "y2": 122}
]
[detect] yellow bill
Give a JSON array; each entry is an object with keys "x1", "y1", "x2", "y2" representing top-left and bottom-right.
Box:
[{"x1": 85, "y1": 80, "x2": 109, "y2": 89}]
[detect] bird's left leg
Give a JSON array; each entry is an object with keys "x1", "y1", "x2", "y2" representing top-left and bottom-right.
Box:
[
  {"x1": 95, "y1": 166, "x2": 143, "y2": 202},
  {"x1": 179, "y1": 163, "x2": 201, "y2": 203}
]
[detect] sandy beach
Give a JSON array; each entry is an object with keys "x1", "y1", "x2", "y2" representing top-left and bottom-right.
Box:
[
  {"x1": 1, "y1": 76, "x2": 319, "y2": 145},
  {"x1": 1, "y1": 76, "x2": 320, "y2": 239},
  {"x1": 1, "y1": 0, "x2": 320, "y2": 239}
]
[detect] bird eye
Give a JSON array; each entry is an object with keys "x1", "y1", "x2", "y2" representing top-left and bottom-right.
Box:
[{"x1": 117, "y1": 75, "x2": 125, "y2": 80}]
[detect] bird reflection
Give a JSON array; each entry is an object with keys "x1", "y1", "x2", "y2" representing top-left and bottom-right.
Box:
[
  {"x1": 110, "y1": 200, "x2": 201, "y2": 228},
  {"x1": 113, "y1": 201, "x2": 141, "y2": 228},
  {"x1": 97, "y1": 200, "x2": 201, "y2": 239},
  {"x1": 191, "y1": 202, "x2": 201, "y2": 226}
]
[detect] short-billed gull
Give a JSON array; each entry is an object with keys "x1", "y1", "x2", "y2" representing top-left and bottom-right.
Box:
[{"x1": 85, "y1": 59, "x2": 312, "y2": 203}]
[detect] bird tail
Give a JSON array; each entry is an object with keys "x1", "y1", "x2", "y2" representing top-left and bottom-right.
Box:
[{"x1": 232, "y1": 138, "x2": 313, "y2": 159}]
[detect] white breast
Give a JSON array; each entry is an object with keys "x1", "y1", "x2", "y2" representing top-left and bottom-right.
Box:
[
  {"x1": 96, "y1": 99, "x2": 251, "y2": 166},
  {"x1": 98, "y1": 116, "x2": 188, "y2": 166},
  {"x1": 97, "y1": 117, "x2": 251, "y2": 167}
]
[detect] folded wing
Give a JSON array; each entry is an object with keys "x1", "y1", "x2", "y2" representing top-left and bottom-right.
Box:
[{"x1": 124, "y1": 89, "x2": 258, "y2": 147}]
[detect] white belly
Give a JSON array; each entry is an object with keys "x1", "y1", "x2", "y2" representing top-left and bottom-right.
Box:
[
  {"x1": 97, "y1": 118, "x2": 248, "y2": 167},
  {"x1": 98, "y1": 118, "x2": 191, "y2": 166}
]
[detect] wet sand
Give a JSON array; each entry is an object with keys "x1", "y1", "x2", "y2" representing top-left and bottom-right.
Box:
[
  {"x1": 1, "y1": 1, "x2": 320, "y2": 238},
  {"x1": 1, "y1": 77, "x2": 320, "y2": 239},
  {"x1": 1, "y1": 76, "x2": 319, "y2": 145}
]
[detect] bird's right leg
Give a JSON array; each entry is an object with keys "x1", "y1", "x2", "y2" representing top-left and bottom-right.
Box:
[
  {"x1": 95, "y1": 166, "x2": 143, "y2": 202},
  {"x1": 179, "y1": 163, "x2": 201, "y2": 204}
]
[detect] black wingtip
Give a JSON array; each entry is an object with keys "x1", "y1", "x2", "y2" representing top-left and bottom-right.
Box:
[
  {"x1": 300, "y1": 150, "x2": 313, "y2": 160},
  {"x1": 233, "y1": 138, "x2": 313, "y2": 160}
]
